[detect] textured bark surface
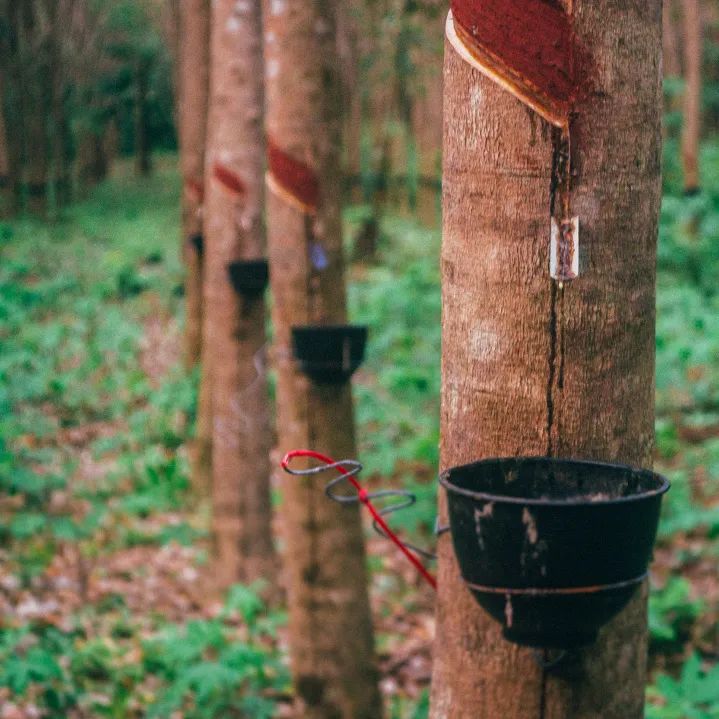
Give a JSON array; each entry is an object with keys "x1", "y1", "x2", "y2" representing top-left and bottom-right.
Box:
[
  {"x1": 263, "y1": 0, "x2": 383, "y2": 717},
  {"x1": 178, "y1": 0, "x2": 210, "y2": 368},
  {"x1": 430, "y1": 2, "x2": 661, "y2": 718},
  {"x1": 682, "y1": 0, "x2": 702, "y2": 193},
  {"x1": 202, "y1": 0, "x2": 276, "y2": 589}
]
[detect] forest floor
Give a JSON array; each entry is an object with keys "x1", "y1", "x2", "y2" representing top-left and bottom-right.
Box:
[{"x1": 0, "y1": 146, "x2": 718, "y2": 718}]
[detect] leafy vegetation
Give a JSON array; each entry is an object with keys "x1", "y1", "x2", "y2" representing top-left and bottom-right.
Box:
[
  {"x1": 1, "y1": 121, "x2": 719, "y2": 715},
  {"x1": 0, "y1": 159, "x2": 289, "y2": 717}
]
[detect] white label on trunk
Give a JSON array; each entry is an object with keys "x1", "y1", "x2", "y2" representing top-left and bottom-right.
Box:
[{"x1": 550, "y1": 216, "x2": 579, "y2": 281}]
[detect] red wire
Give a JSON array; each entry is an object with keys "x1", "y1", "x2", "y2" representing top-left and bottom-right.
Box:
[{"x1": 281, "y1": 449, "x2": 437, "y2": 590}]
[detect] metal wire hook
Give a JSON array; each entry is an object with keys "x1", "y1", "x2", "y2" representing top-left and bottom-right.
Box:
[{"x1": 282, "y1": 453, "x2": 440, "y2": 583}]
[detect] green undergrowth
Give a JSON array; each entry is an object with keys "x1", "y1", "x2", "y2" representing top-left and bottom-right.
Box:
[
  {"x1": 0, "y1": 585, "x2": 287, "y2": 718},
  {"x1": 1, "y1": 131, "x2": 718, "y2": 715},
  {"x1": 0, "y1": 159, "x2": 288, "y2": 716}
]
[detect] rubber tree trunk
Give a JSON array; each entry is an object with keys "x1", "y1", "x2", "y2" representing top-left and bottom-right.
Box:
[
  {"x1": 0, "y1": 72, "x2": 14, "y2": 218},
  {"x1": 47, "y1": 0, "x2": 70, "y2": 210},
  {"x1": 203, "y1": 0, "x2": 276, "y2": 589},
  {"x1": 163, "y1": 0, "x2": 181, "y2": 99},
  {"x1": 681, "y1": 0, "x2": 702, "y2": 194},
  {"x1": 103, "y1": 120, "x2": 120, "y2": 168},
  {"x1": 23, "y1": 0, "x2": 49, "y2": 217},
  {"x1": 178, "y1": 0, "x2": 210, "y2": 369},
  {"x1": 663, "y1": 0, "x2": 681, "y2": 79},
  {"x1": 263, "y1": 1, "x2": 383, "y2": 717},
  {"x1": 76, "y1": 130, "x2": 108, "y2": 192},
  {"x1": 430, "y1": 3, "x2": 661, "y2": 718},
  {"x1": 25, "y1": 97, "x2": 48, "y2": 214},
  {"x1": 4, "y1": 2, "x2": 25, "y2": 216}
]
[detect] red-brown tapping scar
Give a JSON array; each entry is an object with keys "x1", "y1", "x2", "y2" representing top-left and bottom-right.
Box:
[
  {"x1": 212, "y1": 163, "x2": 247, "y2": 197},
  {"x1": 449, "y1": 0, "x2": 593, "y2": 126},
  {"x1": 267, "y1": 138, "x2": 319, "y2": 213}
]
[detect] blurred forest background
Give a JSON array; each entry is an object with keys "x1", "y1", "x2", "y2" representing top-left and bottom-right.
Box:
[{"x1": 0, "y1": 0, "x2": 718, "y2": 717}]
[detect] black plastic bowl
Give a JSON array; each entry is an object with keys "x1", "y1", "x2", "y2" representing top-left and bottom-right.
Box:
[
  {"x1": 227, "y1": 259, "x2": 269, "y2": 297},
  {"x1": 291, "y1": 325, "x2": 368, "y2": 384},
  {"x1": 440, "y1": 457, "x2": 669, "y2": 648}
]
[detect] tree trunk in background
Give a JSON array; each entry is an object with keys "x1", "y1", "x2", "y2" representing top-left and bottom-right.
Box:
[
  {"x1": 179, "y1": 0, "x2": 210, "y2": 369},
  {"x1": 77, "y1": 130, "x2": 108, "y2": 192},
  {"x1": 203, "y1": 0, "x2": 276, "y2": 589},
  {"x1": 46, "y1": 0, "x2": 69, "y2": 211},
  {"x1": 4, "y1": 0, "x2": 25, "y2": 216},
  {"x1": 135, "y1": 57, "x2": 152, "y2": 177},
  {"x1": 25, "y1": 95, "x2": 48, "y2": 215},
  {"x1": 682, "y1": 0, "x2": 702, "y2": 194},
  {"x1": 337, "y1": 0, "x2": 361, "y2": 180},
  {"x1": 22, "y1": 0, "x2": 49, "y2": 216},
  {"x1": 663, "y1": 0, "x2": 681, "y2": 79},
  {"x1": 179, "y1": 0, "x2": 212, "y2": 498},
  {"x1": 430, "y1": 3, "x2": 661, "y2": 718},
  {"x1": 410, "y1": 6, "x2": 443, "y2": 227},
  {"x1": 163, "y1": 0, "x2": 181, "y2": 100},
  {"x1": 264, "y1": 1, "x2": 382, "y2": 717},
  {"x1": 103, "y1": 120, "x2": 120, "y2": 169},
  {"x1": 0, "y1": 72, "x2": 14, "y2": 217},
  {"x1": 702, "y1": 1, "x2": 718, "y2": 133}
]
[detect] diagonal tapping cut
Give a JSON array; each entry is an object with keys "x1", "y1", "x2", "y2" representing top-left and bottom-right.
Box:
[
  {"x1": 266, "y1": 138, "x2": 320, "y2": 214},
  {"x1": 212, "y1": 162, "x2": 247, "y2": 197},
  {"x1": 446, "y1": 0, "x2": 592, "y2": 127}
]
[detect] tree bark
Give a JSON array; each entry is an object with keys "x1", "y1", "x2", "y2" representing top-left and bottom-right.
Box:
[
  {"x1": 3, "y1": 0, "x2": 25, "y2": 216},
  {"x1": 21, "y1": 0, "x2": 49, "y2": 216},
  {"x1": 263, "y1": 0, "x2": 383, "y2": 717},
  {"x1": 179, "y1": 0, "x2": 212, "y2": 499},
  {"x1": 0, "y1": 71, "x2": 14, "y2": 217},
  {"x1": 47, "y1": 0, "x2": 70, "y2": 210},
  {"x1": 203, "y1": 0, "x2": 276, "y2": 589},
  {"x1": 178, "y1": 0, "x2": 210, "y2": 368},
  {"x1": 663, "y1": 0, "x2": 681, "y2": 79},
  {"x1": 430, "y1": 3, "x2": 661, "y2": 718},
  {"x1": 681, "y1": 0, "x2": 702, "y2": 194}
]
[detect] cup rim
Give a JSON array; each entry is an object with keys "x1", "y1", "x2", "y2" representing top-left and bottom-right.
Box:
[{"x1": 439, "y1": 456, "x2": 671, "y2": 507}]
